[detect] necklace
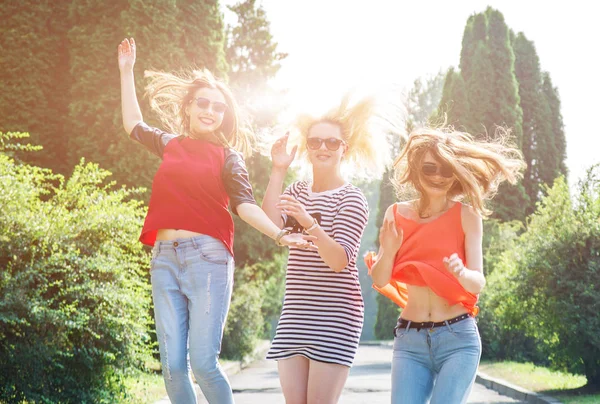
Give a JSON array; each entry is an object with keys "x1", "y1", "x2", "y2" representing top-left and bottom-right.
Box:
[{"x1": 418, "y1": 200, "x2": 451, "y2": 219}]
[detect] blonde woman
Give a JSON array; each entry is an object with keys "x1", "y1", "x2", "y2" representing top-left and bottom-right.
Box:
[
  {"x1": 366, "y1": 127, "x2": 525, "y2": 404},
  {"x1": 117, "y1": 38, "x2": 312, "y2": 404},
  {"x1": 262, "y1": 96, "x2": 391, "y2": 403}
]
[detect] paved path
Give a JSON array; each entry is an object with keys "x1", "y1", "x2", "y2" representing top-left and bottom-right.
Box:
[{"x1": 165, "y1": 344, "x2": 525, "y2": 403}]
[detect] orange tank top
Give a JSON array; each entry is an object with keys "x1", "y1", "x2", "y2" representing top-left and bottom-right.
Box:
[{"x1": 365, "y1": 202, "x2": 479, "y2": 316}]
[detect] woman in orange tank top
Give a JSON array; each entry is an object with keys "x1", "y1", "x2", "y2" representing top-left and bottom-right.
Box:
[{"x1": 366, "y1": 126, "x2": 525, "y2": 404}]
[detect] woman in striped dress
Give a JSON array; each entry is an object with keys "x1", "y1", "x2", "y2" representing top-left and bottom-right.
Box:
[{"x1": 262, "y1": 96, "x2": 392, "y2": 403}]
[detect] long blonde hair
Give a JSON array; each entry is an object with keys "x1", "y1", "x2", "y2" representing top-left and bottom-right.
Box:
[
  {"x1": 392, "y1": 126, "x2": 526, "y2": 216},
  {"x1": 144, "y1": 68, "x2": 254, "y2": 157},
  {"x1": 291, "y1": 94, "x2": 400, "y2": 179}
]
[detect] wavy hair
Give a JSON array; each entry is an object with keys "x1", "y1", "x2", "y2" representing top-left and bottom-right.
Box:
[
  {"x1": 392, "y1": 126, "x2": 526, "y2": 217},
  {"x1": 144, "y1": 68, "x2": 254, "y2": 157},
  {"x1": 289, "y1": 94, "x2": 401, "y2": 179}
]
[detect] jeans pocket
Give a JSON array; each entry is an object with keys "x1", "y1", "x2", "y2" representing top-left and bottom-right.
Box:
[
  {"x1": 149, "y1": 247, "x2": 160, "y2": 271},
  {"x1": 448, "y1": 318, "x2": 479, "y2": 341},
  {"x1": 197, "y1": 242, "x2": 229, "y2": 265}
]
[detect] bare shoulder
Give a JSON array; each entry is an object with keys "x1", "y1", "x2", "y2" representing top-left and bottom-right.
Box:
[
  {"x1": 461, "y1": 204, "x2": 483, "y2": 234},
  {"x1": 392, "y1": 200, "x2": 419, "y2": 221}
]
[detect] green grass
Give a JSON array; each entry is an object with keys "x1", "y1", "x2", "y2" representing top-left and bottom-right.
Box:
[
  {"x1": 123, "y1": 370, "x2": 166, "y2": 403},
  {"x1": 123, "y1": 358, "x2": 238, "y2": 403},
  {"x1": 479, "y1": 361, "x2": 600, "y2": 403}
]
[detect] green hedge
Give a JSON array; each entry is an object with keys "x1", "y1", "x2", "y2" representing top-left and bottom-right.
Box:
[
  {"x1": 0, "y1": 133, "x2": 153, "y2": 403},
  {"x1": 479, "y1": 167, "x2": 600, "y2": 387}
]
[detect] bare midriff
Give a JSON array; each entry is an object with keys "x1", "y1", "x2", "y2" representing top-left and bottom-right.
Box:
[
  {"x1": 156, "y1": 228, "x2": 205, "y2": 241},
  {"x1": 401, "y1": 284, "x2": 469, "y2": 322}
]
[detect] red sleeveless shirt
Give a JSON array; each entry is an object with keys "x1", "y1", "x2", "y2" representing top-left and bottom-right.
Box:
[{"x1": 365, "y1": 202, "x2": 479, "y2": 316}]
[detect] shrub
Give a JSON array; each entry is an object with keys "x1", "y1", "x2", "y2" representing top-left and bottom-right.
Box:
[{"x1": 0, "y1": 132, "x2": 153, "y2": 403}]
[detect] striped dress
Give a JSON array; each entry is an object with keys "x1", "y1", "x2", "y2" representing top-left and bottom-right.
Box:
[{"x1": 266, "y1": 181, "x2": 369, "y2": 367}]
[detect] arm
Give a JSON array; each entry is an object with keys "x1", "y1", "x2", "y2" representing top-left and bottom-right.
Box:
[
  {"x1": 237, "y1": 202, "x2": 316, "y2": 248},
  {"x1": 224, "y1": 150, "x2": 314, "y2": 249},
  {"x1": 277, "y1": 194, "x2": 348, "y2": 272},
  {"x1": 262, "y1": 133, "x2": 297, "y2": 228},
  {"x1": 118, "y1": 38, "x2": 143, "y2": 134},
  {"x1": 371, "y1": 204, "x2": 403, "y2": 287},
  {"x1": 305, "y1": 222, "x2": 349, "y2": 273},
  {"x1": 444, "y1": 205, "x2": 486, "y2": 294},
  {"x1": 262, "y1": 168, "x2": 287, "y2": 228},
  {"x1": 238, "y1": 202, "x2": 286, "y2": 241}
]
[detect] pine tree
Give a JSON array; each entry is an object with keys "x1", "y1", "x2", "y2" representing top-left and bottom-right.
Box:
[
  {"x1": 0, "y1": 0, "x2": 70, "y2": 172},
  {"x1": 485, "y1": 8, "x2": 523, "y2": 147},
  {"x1": 541, "y1": 73, "x2": 568, "y2": 180},
  {"x1": 438, "y1": 7, "x2": 531, "y2": 221},
  {"x1": 513, "y1": 32, "x2": 553, "y2": 212},
  {"x1": 226, "y1": 0, "x2": 287, "y2": 106},
  {"x1": 67, "y1": 0, "x2": 188, "y2": 190},
  {"x1": 176, "y1": 0, "x2": 228, "y2": 76}
]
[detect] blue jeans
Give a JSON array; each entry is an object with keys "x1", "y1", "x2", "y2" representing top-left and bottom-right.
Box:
[
  {"x1": 391, "y1": 317, "x2": 482, "y2": 404},
  {"x1": 151, "y1": 235, "x2": 235, "y2": 404}
]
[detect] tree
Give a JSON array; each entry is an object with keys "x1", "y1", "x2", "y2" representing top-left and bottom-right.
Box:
[
  {"x1": 485, "y1": 167, "x2": 600, "y2": 387},
  {"x1": 541, "y1": 73, "x2": 568, "y2": 182},
  {"x1": 0, "y1": 132, "x2": 153, "y2": 402},
  {"x1": 225, "y1": 0, "x2": 287, "y2": 105},
  {"x1": 176, "y1": 0, "x2": 228, "y2": 76},
  {"x1": 439, "y1": 7, "x2": 531, "y2": 221},
  {"x1": 0, "y1": 1, "x2": 71, "y2": 173}
]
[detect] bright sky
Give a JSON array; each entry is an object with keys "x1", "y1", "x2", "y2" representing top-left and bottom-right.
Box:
[{"x1": 223, "y1": 0, "x2": 600, "y2": 188}]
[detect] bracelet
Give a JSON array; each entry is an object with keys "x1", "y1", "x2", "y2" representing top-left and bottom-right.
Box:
[
  {"x1": 275, "y1": 228, "x2": 290, "y2": 246},
  {"x1": 304, "y1": 217, "x2": 319, "y2": 233}
]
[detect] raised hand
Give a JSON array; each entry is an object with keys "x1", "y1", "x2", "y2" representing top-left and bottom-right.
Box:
[
  {"x1": 276, "y1": 194, "x2": 313, "y2": 229},
  {"x1": 117, "y1": 38, "x2": 136, "y2": 73},
  {"x1": 443, "y1": 253, "x2": 466, "y2": 278},
  {"x1": 271, "y1": 132, "x2": 297, "y2": 171},
  {"x1": 379, "y1": 217, "x2": 403, "y2": 255}
]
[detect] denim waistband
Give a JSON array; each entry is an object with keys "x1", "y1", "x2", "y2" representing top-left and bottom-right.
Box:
[{"x1": 153, "y1": 234, "x2": 223, "y2": 253}]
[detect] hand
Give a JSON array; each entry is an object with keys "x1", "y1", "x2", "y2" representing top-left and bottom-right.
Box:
[
  {"x1": 271, "y1": 132, "x2": 297, "y2": 171},
  {"x1": 276, "y1": 195, "x2": 313, "y2": 229},
  {"x1": 279, "y1": 233, "x2": 318, "y2": 250},
  {"x1": 379, "y1": 217, "x2": 403, "y2": 255},
  {"x1": 118, "y1": 38, "x2": 136, "y2": 73},
  {"x1": 443, "y1": 253, "x2": 466, "y2": 278}
]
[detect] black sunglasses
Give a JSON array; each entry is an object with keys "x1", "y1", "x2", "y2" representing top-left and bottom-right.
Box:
[
  {"x1": 306, "y1": 137, "x2": 346, "y2": 151},
  {"x1": 191, "y1": 97, "x2": 228, "y2": 114},
  {"x1": 421, "y1": 162, "x2": 454, "y2": 178}
]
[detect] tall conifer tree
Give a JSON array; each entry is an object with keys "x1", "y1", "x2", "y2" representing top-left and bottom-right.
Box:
[{"x1": 0, "y1": 1, "x2": 70, "y2": 172}]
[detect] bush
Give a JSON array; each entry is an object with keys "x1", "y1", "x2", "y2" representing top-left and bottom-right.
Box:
[
  {"x1": 221, "y1": 253, "x2": 287, "y2": 359},
  {"x1": 481, "y1": 167, "x2": 600, "y2": 387},
  {"x1": 0, "y1": 133, "x2": 153, "y2": 403}
]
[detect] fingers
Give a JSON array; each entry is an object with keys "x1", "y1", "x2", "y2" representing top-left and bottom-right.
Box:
[
  {"x1": 443, "y1": 254, "x2": 464, "y2": 275},
  {"x1": 290, "y1": 145, "x2": 298, "y2": 160},
  {"x1": 118, "y1": 38, "x2": 136, "y2": 54}
]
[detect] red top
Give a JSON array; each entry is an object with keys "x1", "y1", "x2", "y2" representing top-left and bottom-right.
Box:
[
  {"x1": 131, "y1": 122, "x2": 256, "y2": 256},
  {"x1": 365, "y1": 202, "x2": 479, "y2": 316}
]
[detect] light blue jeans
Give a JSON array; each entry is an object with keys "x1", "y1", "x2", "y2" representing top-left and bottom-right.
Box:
[
  {"x1": 391, "y1": 317, "x2": 482, "y2": 404},
  {"x1": 151, "y1": 235, "x2": 235, "y2": 404}
]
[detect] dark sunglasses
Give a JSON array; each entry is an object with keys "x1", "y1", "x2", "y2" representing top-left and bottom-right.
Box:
[
  {"x1": 306, "y1": 137, "x2": 346, "y2": 151},
  {"x1": 421, "y1": 162, "x2": 454, "y2": 178},
  {"x1": 191, "y1": 97, "x2": 228, "y2": 114}
]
